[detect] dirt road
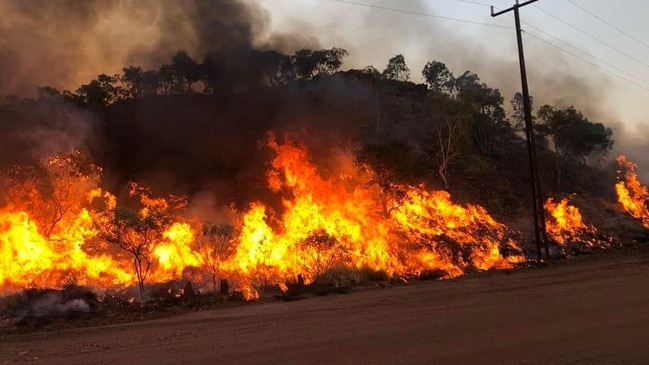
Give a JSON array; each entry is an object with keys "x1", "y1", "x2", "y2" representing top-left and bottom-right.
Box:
[{"x1": 2, "y1": 250, "x2": 649, "y2": 365}]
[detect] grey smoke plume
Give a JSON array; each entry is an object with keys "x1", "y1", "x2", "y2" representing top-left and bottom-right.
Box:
[
  {"x1": 12, "y1": 288, "x2": 97, "y2": 324},
  {"x1": 28, "y1": 294, "x2": 91, "y2": 318}
]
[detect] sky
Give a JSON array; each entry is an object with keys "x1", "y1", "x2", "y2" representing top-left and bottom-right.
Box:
[{"x1": 256, "y1": 0, "x2": 649, "y2": 153}]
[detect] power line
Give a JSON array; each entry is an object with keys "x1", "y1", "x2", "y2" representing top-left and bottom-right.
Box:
[
  {"x1": 449, "y1": 0, "x2": 493, "y2": 7},
  {"x1": 524, "y1": 31, "x2": 649, "y2": 93},
  {"x1": 566, "y1": 0, "x2": 649, "y2": 52},
  {"x1": 454, "y1": 1, "x2": 649, "y2": 89},
  {"x1": 321, "y1": 0, "x2": 514, "y2": 29},
  {"x1": 532, "y1": 4, "x2": 649, "y2": 71},
  {"x1": 320, "y1": 0, "x2": 649, "y2": 92},
  {"x1": 519, "y1": 20, "x2": 649, "y2": 88}
]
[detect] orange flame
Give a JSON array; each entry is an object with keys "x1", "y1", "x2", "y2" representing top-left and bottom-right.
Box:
[
  {"x1": 615, "y1": 155, "x2": 649, "y2": 228},
  {"x1": 544, "y1": 197, "x2": 587, "y2": 244},
  {"x1": 544, "y1": 196, "x2": 612, "y2": 250},
  {"x1": 0, "y1": 141, "x2": 525, "y2": 299},
  {"x1": 225, "y1": 137, "x2": 523, "y2": 296}
]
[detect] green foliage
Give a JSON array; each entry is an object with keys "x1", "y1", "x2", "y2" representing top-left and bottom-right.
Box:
[
  {"x1": 98, "y1": 202, "x2": 175, "y2": 298},
  {"x1": 536, "y1": 105, "x2": 613, "y2": 187},
  {"x1": 196, "y1": 222, "x2": 237, "y2": 292},
  {"x1": 383, "y1": 54, "x2": 410, "y2": 81},
  {"x1": 455, "y1": 71, "x2": 505, "y2": 124},
  {"x1": 537, "y1": 105, "x2": 614, "y2": 163}
]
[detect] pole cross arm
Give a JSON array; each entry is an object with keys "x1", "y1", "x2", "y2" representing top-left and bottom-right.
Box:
[{"x1": 491, "y1": 0, "x2": 540, "y2": 17}]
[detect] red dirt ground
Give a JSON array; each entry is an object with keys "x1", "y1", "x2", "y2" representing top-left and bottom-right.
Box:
[{"x1": 2, "y1": 248, "x2": 649, "y2": 365}]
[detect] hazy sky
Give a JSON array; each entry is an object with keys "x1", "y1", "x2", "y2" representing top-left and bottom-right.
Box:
[{"x1": 257, "y1": 0, "x2": 649, "y2": 141}]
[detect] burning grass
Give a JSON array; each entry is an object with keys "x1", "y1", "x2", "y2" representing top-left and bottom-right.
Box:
[
  {"x1": 1, "y1": 140, "x2": 642, "y2": 313},
  {"x1": 544, "y1": 196, "x2": 614, "y2": 254},
  {"x1": 0, "y1": 137, "x2": 527, "y2": 301}
]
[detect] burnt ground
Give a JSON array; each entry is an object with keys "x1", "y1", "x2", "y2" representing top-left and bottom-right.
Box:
[{"x1": 1, "y1": 247, "x2": 649, "y2": 365}]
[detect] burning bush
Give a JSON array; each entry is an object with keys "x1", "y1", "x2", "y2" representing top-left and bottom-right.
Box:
[{"x1": 0, "y1": 136, "x2": 526, "y2": 300}]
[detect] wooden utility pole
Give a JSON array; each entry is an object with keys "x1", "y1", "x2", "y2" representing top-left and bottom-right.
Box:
[{"x1": 491, "y1": 0, "x2": 549, "y2": 260}]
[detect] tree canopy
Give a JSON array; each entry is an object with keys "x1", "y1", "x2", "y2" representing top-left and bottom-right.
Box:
[{"x1": 537, "y1": 105, "x2": 614, "y2": 163}]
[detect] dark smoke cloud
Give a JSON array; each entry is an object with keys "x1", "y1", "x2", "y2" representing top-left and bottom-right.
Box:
[
  {"x1": 0, "y1": 101, "x2": 97, "y2": 169},
  {"x1": 0, "y1": 0, "x2": 316, "y2": 97}
]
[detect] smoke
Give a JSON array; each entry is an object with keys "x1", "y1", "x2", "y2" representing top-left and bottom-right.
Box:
[
  {"x1": 10, "y1": 288, "x2": 97, "y2": 324},
  {"x1": 0, "y1": 0, "x2": 316, "y2": 97},
  {"x1": 0, "y1": 101, "x2": 98, "y2": 169},
  {"x1": 27, "y1": 294, "x2": 90, "y2": 318},
  {"x1": 1, "y1": 0, "x2": 645, "y2": 193},
  {"x1": 260, "y1": 0, "x2": 647, "y2": 172}
]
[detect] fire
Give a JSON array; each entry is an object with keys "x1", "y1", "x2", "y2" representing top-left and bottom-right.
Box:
[
  {"x1": 0, "y1": 139, "x2": 526, "y2": 299},
  {"x1": 544, "y1": 196, "x2": 612, "y2": 250},
  {"x1": 0, "y1": 206, "x2": 132, "y2": 291},
  {"x1": 615, "y1": 155, "x2": 649, "y2": 228},
  {"x1": 544, "y1": 197, "x2": 587, "y2": 244},
  {"x1": 152, "y1": 222, "x2": 201, "y2": 280},
  {"x1": 225, "y1": 136, "x2": 522, "y2": 296}
]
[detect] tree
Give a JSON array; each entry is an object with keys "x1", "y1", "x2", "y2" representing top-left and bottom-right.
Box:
[
  {"x1": 356, "y1": 140, "x2": 423, "y2": 215},
  {"x1": 74, "y1": 74, "x2": 125, "y2": 108},
  {"x1": 434, "y1": 112, "x2": 467, "y2": 189},
  {"x1": 0, "y1": 150, "x2": 101, "y2": 238},
  {"x1": 195, "y1": 223, "x2": 237, "y2": 293},
  {"x1": 455, "y1": 71, "x2": 505, "y2": 123},
  {"x1": 36, "y1": 86, "x2": 63, "y2": 101},
  {"x1": 156, "y1": 51, "x2": 201, "y2": 94},
  {"x1": 121, "y1": 66, "x2": 159, "y2": 98},
  {"x1": 96, "y1": 186, "x2": 180, "y2": 299},
  {"x1": 509, "y1": 92, "x2": 534, "y2": 132},
  {"x1": 422, "y1": 61, "x2": 454, "y2": 94},
  {"x1": 537, "y1": 105, "x2": 614, "y2": 186},
  {"x1": 383, "y1": 54, "x2": 410, "y2": 81},
  {"x1": 99, "y1": 206, "x2": 171, "y2": 298},
  {"x1": 291, "y1": 47, "x2": 349, "y2": 80},
  {"x1": 453, "y1": 71, "x2": 507, "y2": 155},
  {"x1": 249, "y1": 50, "x2": 286, "y2": 86},
  {"x1": 360, "y1": 65, "x2": 381, "y2": 77},
  {"x1": 297, "y1": 230, "x2": 346, "y2": 280}
]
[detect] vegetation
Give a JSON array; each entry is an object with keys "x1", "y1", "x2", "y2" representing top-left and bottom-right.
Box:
[
  {"x1": 195, "y1": 223, "x2": 237, "y2": 293},
  {"x1": 1, "y1": 46, "x2": 617, "y2": 235}
]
